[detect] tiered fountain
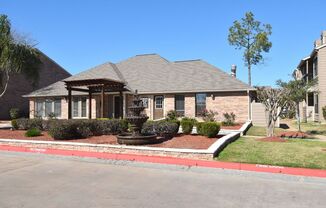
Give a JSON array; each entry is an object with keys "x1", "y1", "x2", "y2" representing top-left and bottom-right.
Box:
[{"x1": 117, "y1": 90, "x2": 157, "y2": 145}]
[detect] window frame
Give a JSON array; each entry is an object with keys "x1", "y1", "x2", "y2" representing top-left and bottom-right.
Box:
[
  {"x1": 175, "y1": 95, "x2": 185, "y2": 117},
  {"x1": 140, "y1": 97, "x2": 149, "y2": 108},
  {"x1": 155, "y1": 96, "x2": 163, "y2": 109},
  {"x1": 72, "y1": 97, "x2": 88, "y2": 118},
  {"x1": 195, "y1": 93, "x2": 207, "y2": 117},
  {"x1": 34, "y1": 98, "x2": 62, "y2": 118}
]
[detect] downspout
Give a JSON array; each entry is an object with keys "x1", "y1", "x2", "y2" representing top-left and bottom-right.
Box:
[{"x1": 247, "y1": 89, "x2": 252, "y2": 121}]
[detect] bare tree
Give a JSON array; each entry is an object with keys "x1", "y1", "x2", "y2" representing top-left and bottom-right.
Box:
[{"x1": 256, "y1": 87, "x2": 289, "y2": 137}]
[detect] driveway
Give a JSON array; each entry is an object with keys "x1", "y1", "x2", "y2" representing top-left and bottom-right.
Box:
[{"x1": 0, "y1": 151, "x2": 325, "y2": 208}]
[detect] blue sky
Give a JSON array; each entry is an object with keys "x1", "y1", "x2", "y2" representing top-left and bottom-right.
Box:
[{"x1": 1, "y1": 0, "x2": 325, "y2": 86}]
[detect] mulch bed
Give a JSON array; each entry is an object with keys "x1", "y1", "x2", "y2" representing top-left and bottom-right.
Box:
[
  {"x1": 221, "y1": 123, "x2": 243, "y2": 130},
  {"x1": 257, "y1": 136, "x2": 288, "y2": 142},
  {"x1": 278, "y1": 131, "x2": 309, "y2": 138},
  {"x1": 0, "y1": 130, "x2": 219, "y2": 150}
]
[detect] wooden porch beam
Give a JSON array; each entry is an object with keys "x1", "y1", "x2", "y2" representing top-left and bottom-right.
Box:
[{"x1": 119, "y1": 91, "x2": 123, "y2": 119}]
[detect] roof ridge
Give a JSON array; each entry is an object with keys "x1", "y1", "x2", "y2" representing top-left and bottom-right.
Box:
[
  {"x1": 174, "y1": 59, "x2": 202, "y2": 63},
  {"x1": 109, "y1": 62, "x2": 127, "y2": 84},
  {"x1": 135, "y1": 53, "x2": 158, "y2": 56}
]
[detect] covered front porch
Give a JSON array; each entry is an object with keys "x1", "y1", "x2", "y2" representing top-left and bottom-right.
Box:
[{"x1": 64, "y1": 78, "x2": 129, "y2": 119}]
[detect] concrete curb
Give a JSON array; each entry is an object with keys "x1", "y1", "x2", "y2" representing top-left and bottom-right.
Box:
[{"x1": 0, "y1": 144, "x2": 325, "y2": 178}]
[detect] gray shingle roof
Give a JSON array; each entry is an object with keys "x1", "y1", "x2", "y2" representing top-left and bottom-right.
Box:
[{"x1": 25, "y1": 54, "x2": 254, "y2": 97}]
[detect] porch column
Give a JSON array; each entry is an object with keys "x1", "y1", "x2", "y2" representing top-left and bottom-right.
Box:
[
  {"x1": 88, "y1": 89, "x2": 92, "y2": 119},
  {"x1": 67, "y1": 87, "x2": 72, "y2": 119},
  {"x1": 101, "y1": 86, "x2": 104, "y2": 118},
  {"x1": 119, "y1": 90, "x2": 123, "y2": 119}
]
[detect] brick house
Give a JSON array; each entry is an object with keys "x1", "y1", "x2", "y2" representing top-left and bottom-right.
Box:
[
  {"x1": 0, "y1": 53, "x2": 70, "y2": 119},
  {"x1": 294, "y1": 31, "x2": 326, "y2": 122},
  {"x1": 25, "y1": 54, "x2": 255, "y2": 122}
]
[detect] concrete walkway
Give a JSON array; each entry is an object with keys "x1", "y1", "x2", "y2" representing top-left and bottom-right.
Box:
[{"x1": 0, "y1": 151, "x2": 325, "y2": 208}]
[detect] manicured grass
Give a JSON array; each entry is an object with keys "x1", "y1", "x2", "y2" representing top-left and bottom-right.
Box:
[
  {"x1": 294, "y1": 122, "x2": 326, "y2": 136},
  {"x1": 216, "y1": 137, "x2": 326, "y2": 169},
  {"x1": 245, "y1": 126, "x2": 285, "y2": 136}
]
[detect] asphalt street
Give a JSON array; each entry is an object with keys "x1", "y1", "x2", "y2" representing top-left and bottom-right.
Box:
[{"x1": 0, "y1": 151, "x2": 325, "y2": 208}]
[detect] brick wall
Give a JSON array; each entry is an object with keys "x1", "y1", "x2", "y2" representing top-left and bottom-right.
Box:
[
  {"x1": 0, "y1": 54, "x2": 70, "y2": 119},
  {"x1": 206, "y1": 92, "x2": 249, "y2": 122},
  {"x1": 184, "y1": 94, "x2": 196, "y2": 117},
  {"x1": 164, "y1": 94, "x2": 175, "y2": 117}
]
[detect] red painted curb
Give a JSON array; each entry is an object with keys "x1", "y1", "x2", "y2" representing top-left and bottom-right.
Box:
[{"x1": 0, "y1": 144, "x2": 325, "y2": 178}]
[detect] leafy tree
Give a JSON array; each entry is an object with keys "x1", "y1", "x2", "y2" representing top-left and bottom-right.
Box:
[
  {"x1": 256, "y1": 86, "x2": 289, "y2": 137},
  {"x1": 277, "y1": 78, "x2": 316, "y2": 132},
  {"x1": 228, "y1": 12, "x2": 272, "y2": 86},
  {"x1": 0, "y1": 14, "x2": 41, "y2": 97}
]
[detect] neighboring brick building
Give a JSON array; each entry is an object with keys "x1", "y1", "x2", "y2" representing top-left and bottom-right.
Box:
[
  {"x1": 0, "y1": 53, "x2": 70, "y2": 119},
  {"x1": 295, "y1": 31, "x2": 326, "y2": 122},
  {"x1": 25, "y1": 54, "x2": 255, "y2": 123}
]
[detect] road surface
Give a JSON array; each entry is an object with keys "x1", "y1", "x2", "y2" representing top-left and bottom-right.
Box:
[{"x1": 0, "y1": 151, "x2": 325, "y2": 208}]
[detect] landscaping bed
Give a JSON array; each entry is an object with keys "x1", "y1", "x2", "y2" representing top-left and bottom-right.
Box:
[
  {"x1": 0, "y1": 129, "x2": 219, "y2": 150},
  {"x1": 216, "y1": 137, "x2": 326, "y2": 169}
]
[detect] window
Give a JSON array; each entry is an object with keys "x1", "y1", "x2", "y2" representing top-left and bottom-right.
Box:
[
  {"x1": 175, "y1": 95, "x2": 185, "y2": 116},
  {"x1": 141, "y1": 97, "x2": 149, "y2": 108},
  {"x1": 313, "y1": 57, "x2": 318, "y2": 78},
  {"x1": 155, "y1": 96, "x2": 163, "y2": 109},
  {"x1": 34, "y1": 98, "x2": 62, "y2": 118},
  {"x1": 315, "y1": 94, "x2": 319, "y2": 114},
  {"x1": 308, "y1": 93, "x2": 314, "y2": 107},
  {"x1": 72, "y1": 97, "x2": 87, "y2": 118},
  {"x1": 195, "y1": 93, "x2": 206, "y2": 116},
  {"x1": 35, "y1": 100, "x2": 44, "y2": 117}
]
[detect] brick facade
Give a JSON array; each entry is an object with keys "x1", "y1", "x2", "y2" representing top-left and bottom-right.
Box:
[
  {"x1": 206, "y1": 92, "x2": 249, "y2": 122},
  {"x1": 28, "y1": 91, "x2": 249, "y2": 122},
  {"x1": 0, "y1": 54, "x2": 70, "y2": 119}
]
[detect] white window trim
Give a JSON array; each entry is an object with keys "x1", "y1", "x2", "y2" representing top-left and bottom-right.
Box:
[
  {"x1": 154, "y1": 95, "x2": 164, "y2": 109},
  {"x1": 35, "y1": 98, "x2": 62, "y2": 118},
  {"x1": 72, "y1": 97, "x2": 88, "y2": 119}
]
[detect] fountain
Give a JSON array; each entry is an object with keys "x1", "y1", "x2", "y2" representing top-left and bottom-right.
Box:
[{"x1": 116, "y1": 90, "x2": 157, "y2": 145}]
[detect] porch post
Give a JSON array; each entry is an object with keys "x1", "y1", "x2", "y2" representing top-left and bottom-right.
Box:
[
  {"x1": 68, "y1": 86, "x2": 72, "y2": 119},
  {"x1": 88, "y1": 89, "x2": 92, "y2": 119},
  {"x1": 101, "y1": 86, "x2": 104, "y2": 118},
  {"x1": 119, "y1": 90, "x2": 123, "y2": 119}
]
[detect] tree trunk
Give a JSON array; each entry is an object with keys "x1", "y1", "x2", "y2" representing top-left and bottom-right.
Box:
[
  {"x1": 296, "y1": 102, "x2": 301, "y2": 132},
  {"x1": 248, "y1": 64, "x2": 252, "y2": 86},
  {"x1": 0, "y1": 71, "x2": 10, "y2": 98},
  {"x1": 266, "y1": 112, "x2": 274, "y2": 137}
]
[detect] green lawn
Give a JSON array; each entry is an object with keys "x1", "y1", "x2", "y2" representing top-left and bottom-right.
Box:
[
  {"x1": 245, "y1": 126, "x2": 285, "y2": 136},
  {"x1": 216, "y1": 137, "x2": 326, "y2": 169},
  {"x1": 295, "y1": 122, "x2": 326, "y2": 136}
]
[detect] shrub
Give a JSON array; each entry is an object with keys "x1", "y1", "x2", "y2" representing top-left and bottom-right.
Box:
[
  {"x1": 48, "y1": 120, "x2": 81, "y2": 140},
  {"x1": 9, "y1": 108, "x2": 20, "y2": 119},
  {"x1": 167, "y1": 119, "x2": 180, "y2": 134},
  {"x1": 11, "y1": 119, "x2": 18, "y2": 130},
  {"x1": 28, "y1": 118, "x2": 43, "y2": 130},
  {"x1": 201, "y1": 109, "x2": 218, "y2": 122},
  {"x1": 25, "y1": 128, "x2": 41, "y2": 137},
  {"x1": 48, "y1": 119, "x2": 128, "y2": 140},
  {"x1": 166, "y1": 110, "x2": 178, "y2": 120},
  {"x1": 16, "y1": 118, "x2": 30, "y2": 130},
  {"x1": 100, "y1": 119, "x2": 128, "y2": 135},
  {"x1": 142, "y1": 120, "x2": 179, "y2": 139},
  {"x1": 198, "y1": 122, "x2": 220, "y2": 138},
  {"x1": 196, "y1": 122, "x2": 204, "y2": 135},
  {"x1": 222, "y1": 112, "x2": 236, "y2": 126},
  {"x1": 181, "y1": 117, "x2": 196, "y2": 134},
  {"x1": 323, "y1": 106, "x2": 326, "y2": 121}
]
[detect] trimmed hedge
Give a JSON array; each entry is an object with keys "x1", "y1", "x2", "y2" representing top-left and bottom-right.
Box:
[
  {"x1": 48, "y1": 119, "x2": 128, "y2": 140},
  {"x1": 197, "y1": 122, "x2": 220, "y2": 138},
  {"x1": 181, "y1": 117, "x2": 196, "y2": 134},
  {"x1": 15, "y1": 118, "x2": 44, "y2": 130},
  {"x1": 142, "y1": 120, "x2": 179, "y2": 139},
  {"x1": 25, "y1": 128, "x2": 41, "y2": 137}
]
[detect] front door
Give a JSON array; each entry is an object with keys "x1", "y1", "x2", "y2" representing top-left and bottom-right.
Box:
[
  {"x1": 114, "y1": 96, "x2": 121, "y2": 118},
  {"x1": 154, "y1": 95, "x2": 164, "y2": 120}
]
